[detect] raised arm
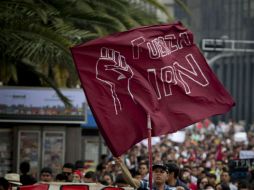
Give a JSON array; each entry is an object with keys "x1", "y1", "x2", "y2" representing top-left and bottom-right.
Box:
[{"x1": 114, "y1": 157, "x2": 141, "y2": 189}]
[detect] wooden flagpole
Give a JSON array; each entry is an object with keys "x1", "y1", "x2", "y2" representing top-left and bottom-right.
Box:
[{"x1": 147, "y1": 114, "x2": 153, "y2": 190}]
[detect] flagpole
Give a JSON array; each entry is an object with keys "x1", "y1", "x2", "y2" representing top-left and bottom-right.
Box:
[{"x1": 147, "y1": 114, "x2": 153, "y2": 190}]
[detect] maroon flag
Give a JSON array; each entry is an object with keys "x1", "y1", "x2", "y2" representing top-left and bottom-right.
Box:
[{"x1": 71, "y1": 22, "x2": 235, "y2": 156}]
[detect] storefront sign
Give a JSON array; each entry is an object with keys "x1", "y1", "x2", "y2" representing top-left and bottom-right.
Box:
[{"x1": 0, "y1": 87, "x2": 87, "y2": 124}]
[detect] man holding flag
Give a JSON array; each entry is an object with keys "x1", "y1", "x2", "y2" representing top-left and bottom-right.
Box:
[{"x1": 115, "y1": 157, "x2": 176, "y2": 190}]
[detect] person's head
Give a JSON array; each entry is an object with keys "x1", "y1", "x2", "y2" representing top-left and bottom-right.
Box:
[
  {"x1": 152, "y1": 163, "x2": 169, "y2": 185},
  {"x1": 198, "y1": 177, "x2": 209, "y2": 189},
  {"x1": 72, "y1": 170, "x2": 82, "y2": 183},
  {"x1": 216, "y1": 161, "x2": 223, "y2": 170},
  {"x1": 55, "y1": 173, "x2": 68, "y2": 182},
  {"x1": 207, "y1": 173, "x2": 217, "y2": 186},
  {"x1": 40, "y1": 167, "x2": 53, "y2": 182},
  {"x1": 165, "y1": 162, "x2": 179, "y2": 180},
  {"x1": 4, "y1": 173, "x2": 22, "y2": 188},
  {"x1": 62, "y1": 163, "x2": 74, "y2": 182},
  {"x1": 75, "y1": 160, "x2": 84, "y2": 171},
  {"x1": 138, "y1": 162, "x2": 148, "y2": 177},
  {"x1": 83, "y1": 171, "x2": 97, "y2": 183},
  {"x1": 102, "y1": 173, "x2": 114, "y2": 186},
  {"x1": 19, "y1": 161, "x2": 30, "y2": 174},
  {"x1": 204, "y1": 184, "x2": 215, "y2": 190},
  {"x1": 133, "y1": 170, "x2": 142, "y2": 180},
  {"x1": 220, "y1": 171, "x2": 230, "y2": 184},
  {"x1": 180, "y1": 168, "x2": 191, "y2": 183},
  {"x1": 115, "y1": 174, "x2": 129, "y2": 187},
  {"x1": 215, "y1": 183, "x2": 230, "y2": 190}
]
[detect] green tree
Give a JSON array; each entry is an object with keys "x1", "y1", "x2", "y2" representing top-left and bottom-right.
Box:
[{"x1": 0, "y1": 0, "x2": 183, "y2": 105}]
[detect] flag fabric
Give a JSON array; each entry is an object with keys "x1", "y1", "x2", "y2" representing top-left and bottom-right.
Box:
[
  {"x1": 215, "y1": 143, "x2": 223, "y2": 161},
  {"x1": 71, "y1": 22, "x2": 235, "y2": 156}
]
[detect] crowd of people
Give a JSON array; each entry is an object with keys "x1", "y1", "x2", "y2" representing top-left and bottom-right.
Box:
[{"x1": 0, "y1": 119, "x2": 254, "y2": 190}]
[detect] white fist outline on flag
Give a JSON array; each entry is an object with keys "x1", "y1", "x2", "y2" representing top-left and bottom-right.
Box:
[{"x1": 96, "y1": 47, "x2": 136, "y2": 115}]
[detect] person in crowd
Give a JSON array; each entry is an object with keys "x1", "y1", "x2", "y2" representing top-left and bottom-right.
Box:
[
  {"x1": 0, "y1": 177, "x2": 9, "y2": 190},
  {"x1": 62, "y1": 163, "x2": 75, "y2": 182},
  {"x1": 4, "y1": 173, "x2": 22, "y2": 190},
  {"x1": 204, "y1": 184, "x2": 215, "y2": 190},
  {"x1": 197, "y1": 176, "x2": 209, "y2": 190},
  {"x1": 133, "y1": 170, "x2": 142, "y2": 180},
  {"x1": 115, "y1": 157, "x2": 174, "y2": 190},
  {"x1": 75, "y1": 160, "x2": 85, "y2": 176},
  {"x1": 237, "y1": 180, "x2": 250, "y2": 190},
  {"x1": 179, "y1": 168, "x2": 197, "y2": 190},
  {"x1": 220, "y1": 171, "x2": 237, "y2": 190},
  {"x1": 101, "y1": 173, "x2": 114, "y2": 186},
  {"x1": 215, "y1": 183, "x2": 230, "y2": 190},
  {"x1": 114, "y1": 173, "x2": 130, "y2": 188},
  {"x1": 207, "y1": 173, "x2": 217, "y2": 188},
  {"x1": 19, "y1": 161, "x2": 37, "y2": 185},
  {"x1": 40, "y1": 167, "x2": 53, "y2": 182},
  {"x1": 72, "y1": 170, "x2": 83, "y2": 183},
  {"x1": 96, "y1": 162, "x2": 107, "y2": 182},
  {"x1": 55, "y1": 173, "x2": 68, "y2": 182},
  {"x1": 165, "y1": 162, "x2": 189, "y2": 190},
  {"x1": 83, "y1": 171, "x2": 97, "y2": 183},
  {"x1": 138, "y1": 162, "x2": 149, "y2": 180}
]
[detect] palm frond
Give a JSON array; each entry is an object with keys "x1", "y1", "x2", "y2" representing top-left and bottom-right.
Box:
[
  {"x1": 142, "y1": 0, "x2": 172, "y2": 21},
  {"x1": 21, "y1": 58, "x2": 72, "y2": 107},
  {"x1": 68, "y1": 11, "x2": 127, "y2": 32},
  {"x1": 175, "y1": 0, "x2": 192, "y2": 16}
]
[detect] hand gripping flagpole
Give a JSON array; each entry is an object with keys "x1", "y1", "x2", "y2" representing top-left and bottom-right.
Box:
[{"x1": 147, "y1": 114, "x2": 153, "y2": 190}]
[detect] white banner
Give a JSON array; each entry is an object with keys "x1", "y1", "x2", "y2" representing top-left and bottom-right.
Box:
[{"x1": 240, "y1": 150, "x2": 254, "y2": 159}]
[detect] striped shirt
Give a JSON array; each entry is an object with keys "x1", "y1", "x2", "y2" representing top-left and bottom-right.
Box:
[{"x1": 138, "y1": 180, "x2": 176, "y2": 190}]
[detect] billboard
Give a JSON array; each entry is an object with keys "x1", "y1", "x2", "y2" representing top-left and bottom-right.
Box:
[{"x1": 0, "y1": 87, "x2": 87, "y2": 124}]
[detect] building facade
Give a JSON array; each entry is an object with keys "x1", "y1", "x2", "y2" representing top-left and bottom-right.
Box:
[{"x1": 173, "y1": 0, "x2": 254, "y2": 128}]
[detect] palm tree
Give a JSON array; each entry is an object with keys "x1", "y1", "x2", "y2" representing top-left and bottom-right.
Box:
[{"x1": 0, "y1": 0, "x2": 185, "y2": 105}]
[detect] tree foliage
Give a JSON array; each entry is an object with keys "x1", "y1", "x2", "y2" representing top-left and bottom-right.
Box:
[{"x1": 0, "y1": 0, "x2": 181, "y2": 105}]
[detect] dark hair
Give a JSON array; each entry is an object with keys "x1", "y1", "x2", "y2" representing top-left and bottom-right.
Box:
[
  {"x1": 84, "y1": 171, "x2": 97, "y2": 180},
  {"x1": 207, "y1": 173, "x2": 216, "y2": 179},
  {"x1": 115, "y1": 173, "x2": 128, "y2": 185},
  {"x1": 40, "y1": 167, "x2": 52, "y2": 175},
  {"x1": 20, "y1": 161, "x2": 30, "y2": 174},
  {"x1": 63, "y1": 163, "x2": 75, "y2": 170},
  {"x1": 139, "y1": 161, "x2": 148, "y2": 168},
  {"x1": 216, "y1": 183, "x2": 230, "y2": 190},
  {"x1": 103, "y1": 173, "x2": 113, "y2": 181},
  {"x1": 75, "y1": 160, "x2": 84, "y2": 170},
  {"x1": 0, "y1": 177, "x2": 9, "y2": 190},
  {"x1": 165, "y1": 162, "x2": 179, "y2": 178},
  {"x1": 55, "y1": 173, "x2": 67, "y2": 181}
]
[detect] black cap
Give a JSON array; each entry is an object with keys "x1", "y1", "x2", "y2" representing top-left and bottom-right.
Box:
[{"x1": 152, "y1": 163, "x2": 168, "y2": 172}]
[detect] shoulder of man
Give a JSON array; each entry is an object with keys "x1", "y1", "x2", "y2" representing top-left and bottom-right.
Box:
[
  {"x1": 137, "y1": 179, "x2": 149, "y2": 190},
  {"x1": 176, "y1": 179, "x2": 189, "y2": 190}
]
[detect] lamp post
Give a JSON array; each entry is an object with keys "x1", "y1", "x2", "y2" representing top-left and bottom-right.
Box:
[{"x1": 207, "y1": 52, "x2": 233, "y2": 67}]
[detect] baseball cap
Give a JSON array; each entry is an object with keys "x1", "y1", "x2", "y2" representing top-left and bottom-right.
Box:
[{"x1": 152, "y1": 163, "x2": 168, "y2": 172}]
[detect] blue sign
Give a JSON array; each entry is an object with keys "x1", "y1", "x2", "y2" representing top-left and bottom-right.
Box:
[{"x1": 81, "y1": 106, "x2": 97, "y2": 128}]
